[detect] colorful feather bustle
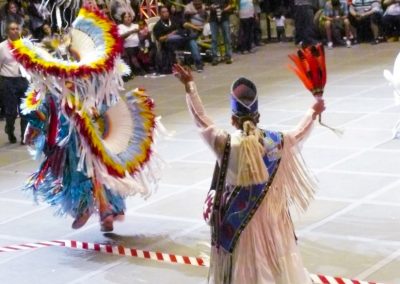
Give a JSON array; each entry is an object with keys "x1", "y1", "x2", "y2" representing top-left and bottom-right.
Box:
[
  {"x1": 18, "y1": 5, "x2": 163, "y2": 222},
  {"x1": 10, "y1": 6, "x2": 122, "y2": 78},
  {"x1": 21, "y1": 88, "x2": 43, "y2": 115},
  {"x1": 62, "y1": 88, "x2": 159, "y2": 197},
  {"x1": 11, "y1": 5, "x2": 125, "y2": 112}
]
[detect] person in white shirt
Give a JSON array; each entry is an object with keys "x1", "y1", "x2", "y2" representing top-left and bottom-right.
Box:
[
  {"x1": 118, "y1": 12, "x2": 145, "y2": 77},
  {"x1": 271, "y1": 8, "x2": 287, "y2": 42},
  {"x1": 0, "y1": 21, "x2": 28, "y2": 144}
]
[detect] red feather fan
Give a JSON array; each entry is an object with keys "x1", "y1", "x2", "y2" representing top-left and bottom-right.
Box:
[
  {"x1": 289, "y1": 44, "x2": 342, "y2": 135},
  {"x1": 288, "y1": 44, "x2": 326, "y2": 96}
]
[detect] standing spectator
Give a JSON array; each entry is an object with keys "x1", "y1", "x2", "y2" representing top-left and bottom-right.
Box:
[
  {"x1": 0, "y1": 22, "x2": 29, "y2": 144},
  {"x1": 272, "y1": 8, "x2": 287, "y2": 42},
  {"x1": 0, "y1": 1, "x2": 24, "y2": 40},
  {"x1": 382, "y1": 0, "x2": 400, "y2": 41},
  {"x1": 118, "y1": 12, "x2": 146, "y2": 77},
  {"x1": 237, "y1": 0, "x2": 256, "y2": 53},
  {"x1": 153, "y1": 6, "x2": 203, "y2": 73},
  {"x1": 209, "y1": 0, "x2": 233, "y2": 65},
  {"x1": 322, "y1": 0, "x2": 352, "y2": 48},
  {"x1": 294, "y1": 0, "x2": 317, "y2": 46},
  {"x1": 253, "y1": 0, "x2": 264, "y2": 46},
  {"x1": 349, "y1": 0, "x2": 383, "y2": 44}
]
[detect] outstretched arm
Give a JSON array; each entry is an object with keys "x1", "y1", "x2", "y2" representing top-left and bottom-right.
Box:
[
  {"x1": 174, "y1": 64, "x2": 228, "y2": 157},
  {"x1": 287, "y1": 97, "x2": 325, "y2": 146}
]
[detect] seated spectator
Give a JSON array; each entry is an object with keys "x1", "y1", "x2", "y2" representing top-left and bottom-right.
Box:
[
  {"x1": 170, "y1": 4, "x2": 184, "y2": 30},
  {"x1": 137, "y1": 20, "x2": 156, "y2": 73},
  {"x1": 321, "y1": 0, "x2": 352, "y2": 48},
  {"x1": 0, "y1": 1, "x2": 24, "y2": 40},
  {"x1": 382, "y1": 0, "x2": 400, "y2": 41},
  {"x1": 118, "y1": 12, "x2": 146, "y2": 77},
  {"x1": 27, "y1": 0, "x2": 51, "y2": 40},
  {"x1": 0, "y1": 0, "x2": 24, "y2": 18},
  {"x1": 153, "y1": 6, "x2": 203, "y2": 73},
  {"x1": 349, "y1": 0, "x2": 383, "y2": 44},
  {"x1": 40, "y1": 23, "x2": 54, "y2": 49}
]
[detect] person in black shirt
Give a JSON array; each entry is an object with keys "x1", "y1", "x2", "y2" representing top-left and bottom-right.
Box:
[
  {"x1": 209, "y1": 0, "x2": 233, "y2": 65},
  {"x1": 153, "y1": 6, "x2": 203, "y2": 73}
]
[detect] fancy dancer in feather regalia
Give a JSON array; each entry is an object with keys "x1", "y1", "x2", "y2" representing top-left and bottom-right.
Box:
[
  {"x1": 174, "y1": 59, "x2": 325, "y2": 283},
  {"x1": 13, "y1": 1, "x2": 163, "y2": 232}
]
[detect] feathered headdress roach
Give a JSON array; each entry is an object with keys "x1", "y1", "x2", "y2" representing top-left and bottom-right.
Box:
[{"x1": 289, "y1": 44, "x2": 342, "y2": 135}]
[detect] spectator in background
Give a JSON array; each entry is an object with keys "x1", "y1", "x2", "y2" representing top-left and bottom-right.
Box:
[
  {"x1": 0, "y1": 22, "x2": 29, "y2": 144},
  {"x1": 118, "y1": 11, "x2": 146, "y2": 77},
  {"x1": 272, "y1": 8, "x2": 287, "y2": 42},
  {"x1": 237, "y1": 0, "x2": 256, "y2": 53},
  {"x1": 27, "y1": 0, "x2": 51, "y2": 39},
  {"x1": 209, "y1": 0, "x2": 233, "y2": 65},
  {"x1": 97, "y1": 1, "x2": 112, "y2": 18},
  {"x1": 322, "y1": 0, "x2": 352, "y2": 48},
  {"x1": 170, "y1": 4, "x2": 184, "y2": 28},
  {"x1": 294, "y1": 0, "x2": 318, "y2": 46},
  {"x1": 0, "y1": 0, "x2": 24, "y2": 18},
  {"x1": 153, "y1": 6, "x2": 203, "y2": 73},
  {"x1": 40, "y1": 23, "x2": 53, "y2": 44},
  {"x1": 0, "y1": 1, "x2": 24, "y2": 40},
  {"x1": 382, "y1": 0, "x2": 400, "y2": 41},
  {"x1": 137, "y1": 20, "x2": 155, "y2": 73},
  {"x1": 349, "y1": 0, "x2": 383, "y2": 44},
  {"x1": 253, "y1": 0, "x2": 263, "y2": 46},
  {"x1": 183, "y1": 0, "x2": 208, "y2": 53},
  {"x1": 109, "y1": 0, "x2": 135, "y2": 22}
]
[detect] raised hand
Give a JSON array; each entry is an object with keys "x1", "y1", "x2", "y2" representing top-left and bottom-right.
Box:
[
  {"x1": 173, "y1": 64, "x2": 193, "y2": 86},
  {"x1": 312, "y1": 97, "x2": 326, "y2": 120}
]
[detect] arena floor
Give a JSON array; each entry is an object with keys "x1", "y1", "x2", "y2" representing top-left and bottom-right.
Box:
[{"x1": 0, "y1": 42, "x2": 400, "y2": 284}]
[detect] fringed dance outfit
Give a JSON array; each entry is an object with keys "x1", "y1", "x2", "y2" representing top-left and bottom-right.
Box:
[
  {"x1": 13, "y1": 5, "x2": 162, "y2": 226},
  {"x1": 186, "y1": 81, "x2": 317, "y2": 284}
]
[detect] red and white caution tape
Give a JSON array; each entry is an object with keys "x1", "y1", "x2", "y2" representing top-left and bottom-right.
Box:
[
  {"x1": 310, "y1": 274, "x2": 382, "y2": 284},
  {"x1": 0, "y1": 240, "x2": 383, "y2": 284},
  {"x1": 0, "y1": 240, "x2": 65, "y2": 252},
  {"x1": 0, "y1": 240, "x2": 206, "y2": 267}
]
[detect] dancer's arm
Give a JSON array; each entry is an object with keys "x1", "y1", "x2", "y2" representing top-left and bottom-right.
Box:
[
  {"x1": 174, "y1": 64, "x2": 228, "y2": 157},
  {"x1": 287, "y1": 98, "x2": 325, "y2": 145}
]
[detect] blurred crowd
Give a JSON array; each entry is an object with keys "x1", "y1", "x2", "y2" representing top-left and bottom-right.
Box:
[{"x1": 0, "y1": 0, "x2": 400, "y2": 77}]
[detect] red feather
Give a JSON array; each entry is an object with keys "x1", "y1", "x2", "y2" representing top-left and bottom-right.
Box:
[{"x1": 288, "y1": 44, "x2": 327, "y2": 96}]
